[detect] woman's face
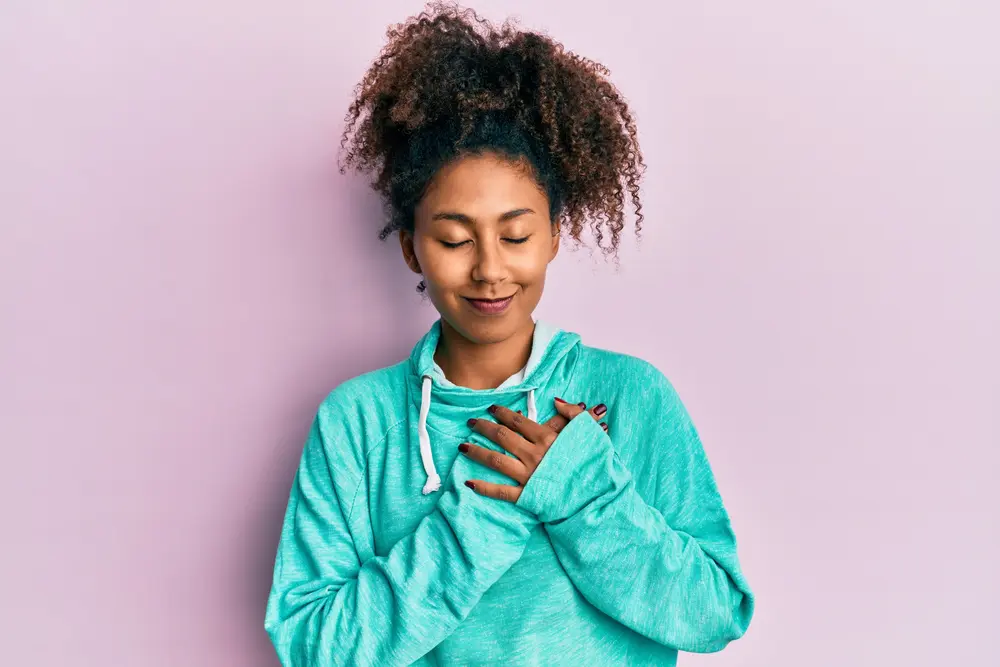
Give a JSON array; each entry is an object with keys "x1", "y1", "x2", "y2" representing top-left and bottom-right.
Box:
[{"x1": 400, "y1": 152, "x2": 560, "y2": 346}]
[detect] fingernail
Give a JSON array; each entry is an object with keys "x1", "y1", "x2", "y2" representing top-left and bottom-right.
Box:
[
  {"x1": 467, "y1": 418, "x2": 477, "y2": 427},
  {"x1": 554, "y1": 397, "x2": 566, "y2": 403},
  {"x1": 516, "y1": 410, "x2": 522, "y2": 415},
  {"x1": 600, "y1": 422, "x2": 608, "y2": 432},
  {"x1": 458, "y1": 443, "x2": 469, "y2": 453},
  {"x1": 464, "y1": 481, "x2": 476, "y2": 491},
  {"x1": 594, "y1": 404, "x2": 607, "y2": 416},
  {"x1": 487, "y1": 405, "x2": 498, "y2": 415},
  {"x1": 577, "y1": 402, "x2": 586, "y2": 409}
]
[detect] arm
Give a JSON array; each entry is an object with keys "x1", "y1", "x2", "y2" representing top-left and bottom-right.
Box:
[
  {"x1": 515, "y1": 371, "x2": 755, "y2": 652},
  {"x1": 265, "y1": 416, "x2": 538, "y2": 666}
]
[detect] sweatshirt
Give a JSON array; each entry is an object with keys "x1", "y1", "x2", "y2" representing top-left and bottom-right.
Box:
[{"x1": 264, "y1": 319, "x2": 755, "y2": 666}]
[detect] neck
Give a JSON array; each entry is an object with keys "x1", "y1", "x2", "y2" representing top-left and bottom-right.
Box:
[{"x1": 434, "y1": 319, "x2": 535, "y2": 390}]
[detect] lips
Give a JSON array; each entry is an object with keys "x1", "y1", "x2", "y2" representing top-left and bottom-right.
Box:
[{"x1": 464, "y1": 294, "x2": 514, "y2": 315}]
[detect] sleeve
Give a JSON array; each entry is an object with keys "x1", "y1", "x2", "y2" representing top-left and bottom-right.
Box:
[
  {"x1": 265, "y1": 414, "x2": 539, "y2": 666},
  {"x1": 514, "y1": 369, "x2": 755, "y2": 653}
]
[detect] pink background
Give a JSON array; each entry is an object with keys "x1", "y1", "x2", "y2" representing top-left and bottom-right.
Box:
[{"x1": 2, "y1": 1, "x2": 998, "y2": 665}]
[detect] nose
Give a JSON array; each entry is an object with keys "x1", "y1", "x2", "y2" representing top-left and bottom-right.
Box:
[{"x1": 470, "y1": 239, "x2": 508, "y2": 285}]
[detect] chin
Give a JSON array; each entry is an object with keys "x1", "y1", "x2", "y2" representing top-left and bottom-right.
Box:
[
  {"x1": 462, "y1": 321, "x2": 520, "y2": 345},
  {"x1": 442, "y1": 304, "x2": 531, "y2": 346}
]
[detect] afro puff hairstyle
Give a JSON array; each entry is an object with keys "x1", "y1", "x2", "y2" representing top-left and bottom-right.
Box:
[{"x1": 339, "y1": 1, "x2": 646, "y2": 271}]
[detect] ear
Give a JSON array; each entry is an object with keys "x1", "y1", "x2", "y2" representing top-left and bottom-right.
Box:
[
  {"x1": 548, "y1": 221, "x2": 560, "y2": 262},
  {"x1": 399, "y1": 229, "x2": 422, "y2": 274}
]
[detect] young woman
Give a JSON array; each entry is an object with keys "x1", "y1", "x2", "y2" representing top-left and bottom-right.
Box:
[{"x1": 265, "y1": 3, "x2": 755, "y2": 665}]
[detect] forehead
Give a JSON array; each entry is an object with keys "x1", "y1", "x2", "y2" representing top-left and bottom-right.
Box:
[{"x1": 419, "y1": 153, "x2": 547, "y2": 211}]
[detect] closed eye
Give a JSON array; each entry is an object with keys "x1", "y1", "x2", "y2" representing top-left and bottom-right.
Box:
[{"x1": 441, "y1": 237, "x2": 529, "y2": 248}]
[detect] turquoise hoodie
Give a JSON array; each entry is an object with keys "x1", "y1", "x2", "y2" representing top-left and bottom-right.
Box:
[{"x1": 265, "y1": 320, "x2": 755, "y2": 666}]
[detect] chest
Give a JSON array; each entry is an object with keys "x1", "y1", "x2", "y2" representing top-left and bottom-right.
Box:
[{"x1": 359, "y1": 420, "x2": 504, "y2": 559}]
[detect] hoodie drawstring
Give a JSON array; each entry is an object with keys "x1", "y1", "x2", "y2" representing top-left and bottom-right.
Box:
[
  {"x1": 417, "y1": 375, "x2": 537, "y2": 495},
  {"x1": 526, "y1": 389, "x2": 538, "y2": 423},
  {"x1": 418, "y1": 376, "x2": 441, "y2": 494}
]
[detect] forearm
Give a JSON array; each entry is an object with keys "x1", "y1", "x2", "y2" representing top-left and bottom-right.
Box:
[
  {"x1": 265, "y1": 452, "x2": 537, "y2": 667},
  {"x1": 519, "y1": 414, "x2": 754, "y2": 652},
  {"x1": 545, "y1": 486, "x2": 753, "y2": 651}
]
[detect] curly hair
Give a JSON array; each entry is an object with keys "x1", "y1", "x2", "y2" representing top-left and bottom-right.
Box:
[{"x1": 338, "y1": 1, "x2": 645, "y2": 262}]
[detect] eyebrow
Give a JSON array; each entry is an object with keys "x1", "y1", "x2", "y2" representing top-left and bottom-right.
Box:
[{"x1": 430, "y1": 208, "x2": 535, "y2": 224}]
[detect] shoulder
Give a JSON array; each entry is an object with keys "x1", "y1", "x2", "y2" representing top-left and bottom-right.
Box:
[
  {"x1": 574, "y1": 344, "x2": 706, "y2": 477},
  {"x1": 577, "y1": 343, "x2": 676, "y2": 396},
  {"x1": 318, "y1": 362, "x2": 408, "y2": 417},
  {"x1": 311, "y1": 361, "x2": 410, "y2": 472},
  {"x1": 575, "y1": 342, "x2": 692, "y2": 422}
]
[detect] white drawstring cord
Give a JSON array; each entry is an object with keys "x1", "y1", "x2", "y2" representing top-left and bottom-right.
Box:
[
  {"x1": 418, "y1": 376, "x2": 441, "y2": 494},
  {"x1": 417, "y1": 376, "x2": 537, "y2": 495}
]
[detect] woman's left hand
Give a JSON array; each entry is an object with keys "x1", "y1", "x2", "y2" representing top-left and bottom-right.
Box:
[{"x1": 459, "y1": 398, "x2": 608, "y2": 504}]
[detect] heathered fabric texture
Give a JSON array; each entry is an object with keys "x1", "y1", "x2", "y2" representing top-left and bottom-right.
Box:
[{"x1": 265, "y1": 320, "x2": 755, "y2": 666}]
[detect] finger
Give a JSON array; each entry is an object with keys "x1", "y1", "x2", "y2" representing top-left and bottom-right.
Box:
[
  {"x1": 599, "y1": 421, "x2": 608, "y2": 433},
  {"x1": 469, "y1": 416, "x2": 533, "y2": 462},
  {"x1": 458, "y1": 442, "x2": 528, "y2": 484},
  {"x1": 545, "y1": 398, "x2": 587, "y2": 433},
  {"x1": 464, "y1": 479, "x2": 522, "y2": 504},
  {"x1": 554, "y1": 399, "x2": 609, "y2": 427},
  {"x1": 487, "y1": 404, "x2": 553, "y2": 448},
  {"x1": 553, "y1": 397, "x2": 588, "y2": 421},
  {"x1": 543, "y1": 413, "x2": 568, "y2": 432},
  {"x1": 587, "y1": 403, "x2": 608, "y2": 422}
]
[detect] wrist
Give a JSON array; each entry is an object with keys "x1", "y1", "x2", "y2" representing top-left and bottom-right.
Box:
[{"x1": 515, "y1": 414, "x2": 613, "y2": 522}]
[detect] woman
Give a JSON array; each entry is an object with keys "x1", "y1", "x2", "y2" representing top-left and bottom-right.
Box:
[{"x1": 265, "y1": 3, "x2": 755, "y2": 665}]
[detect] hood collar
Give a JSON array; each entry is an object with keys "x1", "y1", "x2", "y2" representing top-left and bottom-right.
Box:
[{"x1": 408, "y1": 319, "x2": 579, "y2": 494}]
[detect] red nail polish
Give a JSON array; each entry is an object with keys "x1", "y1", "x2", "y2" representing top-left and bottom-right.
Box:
[
  {"x1": 467, "y1": 418, "x2": 477, "y2": 427},
  {"x1": 458, "y1": 443, "x2": 469, "y2": 453},
  {"x1": 600, "y1": 422, "x2": 608, "y2": 431},
  {"x1": 554, "y1": 397, "x2": 566, "y2": 403},
  {"x1": 487, "y1": 405, "x2": 498, "y2": 415},
  {"x1": 578, "y1": 402, "x2": 586, "y2": 409},
  {"x1": 594, "y1": 404, "x2": 607, "y2": 416},
  {"x1": 464, "y1": 481, "x2": 476, "y2": 491}
]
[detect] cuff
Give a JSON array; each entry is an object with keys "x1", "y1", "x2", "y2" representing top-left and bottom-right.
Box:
[{"x1": 515, "y1": 413, "x2": 618, "y2": 523}]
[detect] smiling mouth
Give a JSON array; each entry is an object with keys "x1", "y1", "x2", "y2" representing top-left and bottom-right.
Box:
[{"x1": 463, "y1": 294, "x2": 515, "y2": 315}]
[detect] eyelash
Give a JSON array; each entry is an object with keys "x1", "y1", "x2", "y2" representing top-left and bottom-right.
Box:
[{"x1": 441, "y1": 237, "x2": 530, "y2": 248}]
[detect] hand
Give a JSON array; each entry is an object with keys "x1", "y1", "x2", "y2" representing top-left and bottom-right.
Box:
[{"x1": 459, "y1": 398, "x2": 609, "y2": 504}]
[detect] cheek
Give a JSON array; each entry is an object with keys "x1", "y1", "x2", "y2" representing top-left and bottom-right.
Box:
[
  {"x1": 417, "y1": 242, "x2": 467, "y2": 288},
  {"x1": 510, "y1": 245, "x2": 553, "y2": 286}
]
